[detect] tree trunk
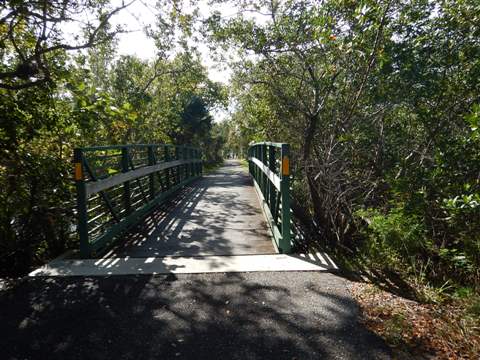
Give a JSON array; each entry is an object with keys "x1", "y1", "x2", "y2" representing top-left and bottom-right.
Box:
[{"x1": 301, "y1": 113, "x2": 330, "y2": 244}]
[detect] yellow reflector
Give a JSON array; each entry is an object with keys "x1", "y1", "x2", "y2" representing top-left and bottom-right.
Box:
[
  {"x1": 282, "y1": 156, "x2": 289, "y2": 176},
  {"x1": 74, "y1": 163, "x2": 83, "y2": 181}
]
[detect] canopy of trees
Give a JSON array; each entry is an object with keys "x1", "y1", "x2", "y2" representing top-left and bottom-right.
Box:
[
  {"x1": 0, "y1": 0, "x2": 226, "y2": 274},
  {"x1": 207, "y1": 0, "x2": 480, "y2": 289}
]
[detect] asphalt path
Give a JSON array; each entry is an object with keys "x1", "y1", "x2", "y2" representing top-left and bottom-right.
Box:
[
  {"x1": 1, "y1": 161, "x2": 391, "y2": 359},
  {"x1": 0, "y1": 271, "x2": 390, "y2": 360}
]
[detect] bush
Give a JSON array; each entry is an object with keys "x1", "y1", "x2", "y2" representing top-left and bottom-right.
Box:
[{"x1": 356, "y1": 206, "x2": 428, "y2": 268}]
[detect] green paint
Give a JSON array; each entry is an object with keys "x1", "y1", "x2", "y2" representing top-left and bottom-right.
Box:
[
  {"x1": 148, "y1": 146, "x2": 155, "y2": 199},
  {"x1": 248, "y1": 142, "x2": 292, "y2": 254},
  {"x1": 74, "y1": 148, "x2": 90, "y2": 257},
  {"x1": 75, "y1": 143, "x2": 202, "y2": 257},
  {"x1": 280, "y1": 144, "x2": 291, "y2": 253}
]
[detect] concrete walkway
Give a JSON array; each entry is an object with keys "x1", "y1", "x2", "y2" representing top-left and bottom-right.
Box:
[
  {"x1": 29, "y1": 253, "x2": 336, "y2": 276},
  {"x1": 112, "y1": 160, "x2": 274, "y2": 258}
]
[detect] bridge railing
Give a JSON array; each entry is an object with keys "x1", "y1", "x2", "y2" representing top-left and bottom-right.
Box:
[
  {"x1": 248, "y1": 142, "x2": 291, "y2": 253},
  {"x1": 74, "y1": 144, "x2": 202, "y2": 257}
]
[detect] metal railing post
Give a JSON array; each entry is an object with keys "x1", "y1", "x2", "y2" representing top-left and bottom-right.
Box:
[
  {"x1": 280, "y1": 143, "x2": 291, "y2": 253},
  {"x1": 121, "y1": 146, "x2": 131, "y2": 215},
  {"x1": 190, "y1": 148, "x2": 193, "y2": 178},
  {"x1": 164, "y1": 145, "x2": 170, "y2": 189},
  {"x1": 74, "y1": 148, "x2": 90, "y2": 257},
  {"x1": 261, "y1": 143, "x2": 268, "y2": 202},
  {"x1": 248, "y1": 147, "x2": 252, "y2": 175},
  {"x1": 175, "y1": 146, "x2": 180, "y2": 184},
  {"x1": 188, "y1": 148, "x2": 191, "y2": 178},
  {"x1": 192, "y1": 149, "x2": 196, "y2": 176},
  {"x1": 196, "y1": 149, "x2": 200, "y2": 176},
  {"x1": 182, "y1": 146, "x2": 187, "y2": 181},
  {"x1": 186, "y1": 148, "x2": 190, "y2": 178},
  {"x1": 148, "y1": 145, "x2": 155, "y2": 199},
  {"x1": 254, "y1": 145, "x2": 260, "y2": 181},
  {"x1": 268, "y1": 145, "x2": 276, "y2": 213}
]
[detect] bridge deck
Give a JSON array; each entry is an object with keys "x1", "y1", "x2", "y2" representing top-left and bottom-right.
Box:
[{"x1": 111, "y1": 160, "x2": 274, "y2": 258}]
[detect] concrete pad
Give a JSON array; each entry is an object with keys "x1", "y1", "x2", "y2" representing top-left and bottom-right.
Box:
[{"x1": 28, "y1": 252, "x2": 336, "y2": 277}]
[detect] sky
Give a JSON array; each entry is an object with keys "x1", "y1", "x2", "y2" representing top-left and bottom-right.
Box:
[
  {"x1": 105, "y1": 0, "x2": 234, "y2": 122},
  {"x1": 108, "y1": 0, "x2": 234, "y2": 84},
  {"x1": 61, "y1": 0, "x2": 269, "y2": 121}
]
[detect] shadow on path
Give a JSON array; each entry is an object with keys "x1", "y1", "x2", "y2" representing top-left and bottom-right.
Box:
[
  {"x1": 5, "y1": 163, "x2": 392, "y2": 359},
  {"x1": 112, "y1": 160, "x2": 273, "y2": 258},
  {"x1": 0, "y1": 272, "x2": 390, "y2": 360}
]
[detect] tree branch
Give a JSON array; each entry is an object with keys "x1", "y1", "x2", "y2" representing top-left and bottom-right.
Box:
[{"x1": 0, "y1": 0, "x2": 136, "y2": 90}]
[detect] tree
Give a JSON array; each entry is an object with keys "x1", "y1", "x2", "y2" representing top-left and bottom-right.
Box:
[
  {"x1": 0, "y1": 0, "x2": 134, "y2": 90},
  {"x1": 207, "y1": 0, "x2": 394, "y2": 243},
  {"x1": 208, "y1": 0, "x2": 480, "y2": 284}
]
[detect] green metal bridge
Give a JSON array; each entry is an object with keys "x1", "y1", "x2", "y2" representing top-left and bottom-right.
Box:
[
  {"x1": 19, "y1": 145, "x2": 379, "y2": 360},
  {"x1": 72, "y1": 142, "x2": 293, "y2": 260}
]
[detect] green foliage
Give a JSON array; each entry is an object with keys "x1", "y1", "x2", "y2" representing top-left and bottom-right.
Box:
[
  {"x1": 208, "y1": 0, "x2": 480, "y2": 289},
  {"x1": 0, "y1": 1, "x2": 226, "y2": 276},
  {"x1": 0, "y1": 86, "x2": 76, "y2": 274},
  {"x1": 356, "y1": 207, "x2": 427, "y2": 267}
]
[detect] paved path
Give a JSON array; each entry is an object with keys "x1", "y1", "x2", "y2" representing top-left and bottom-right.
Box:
[
  {"x1": 2, "y1": 160, "x2": 391, "y2": 359},
  {"x1": 0, "y1": 272, "x2": 390, "y2": 360},
  {"x1": 113, "y1": 160, "x2": 274, "y2": 258}
]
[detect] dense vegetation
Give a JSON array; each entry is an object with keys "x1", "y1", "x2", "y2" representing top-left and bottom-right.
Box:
[
  {"x1": 0, "y1": 0, "x2": 226, "y2": 274},
  {"x1": 1, "y1": 0, "x2": 479, "y2": 303},
  {"x1": 208, "y1": 0, "x2": 480, "y2": 296}
]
